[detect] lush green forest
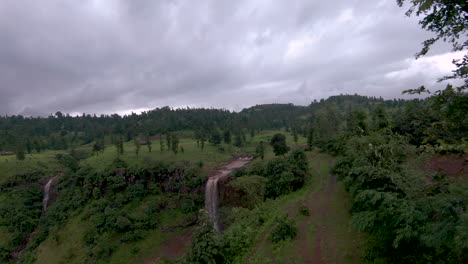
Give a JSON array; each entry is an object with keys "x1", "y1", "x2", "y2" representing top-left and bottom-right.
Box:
[{"x1": 0, "y1": 86, "x2": 466, "y2": 263}]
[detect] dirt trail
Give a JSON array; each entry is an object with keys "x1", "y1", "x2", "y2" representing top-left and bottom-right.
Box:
[{"x1": 296, "y1": 156, "x2": 357, "y2": 264}]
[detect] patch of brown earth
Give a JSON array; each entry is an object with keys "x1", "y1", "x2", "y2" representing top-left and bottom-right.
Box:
[
  {"x1": 145, "y1": 228, "x2": 194, "y2": 264},
  {"x1": 422, "y1": 154, "x2": 467, "y2": 179}
]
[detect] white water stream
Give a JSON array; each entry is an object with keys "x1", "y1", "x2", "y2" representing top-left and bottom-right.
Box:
[{"x1": 42, "y1": 175, "x2": 58, "y2": 212}]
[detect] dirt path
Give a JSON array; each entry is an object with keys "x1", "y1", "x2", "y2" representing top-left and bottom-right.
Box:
[{"x1": 294, "y1": 153, "x2": 360, "y2": 264}]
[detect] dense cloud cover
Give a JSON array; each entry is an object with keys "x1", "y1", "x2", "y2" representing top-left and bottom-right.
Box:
[{"x1": 0, "y1": 0, "x2": 463, "y2": 116}]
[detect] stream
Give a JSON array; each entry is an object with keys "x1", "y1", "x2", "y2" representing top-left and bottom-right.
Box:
[{"x1": 205, "y1": 156, "x2": 252, "y2": 232}]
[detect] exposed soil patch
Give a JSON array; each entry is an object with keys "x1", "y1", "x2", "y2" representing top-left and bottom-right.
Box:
[
  {"x1": 145, "y1": 229, "x2": 194, "y2": 264},
  {"x1": 422, "y1": 154, "x2": 467, "y2": 179}
]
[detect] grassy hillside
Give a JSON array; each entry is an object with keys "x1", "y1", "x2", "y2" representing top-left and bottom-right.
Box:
[{"x1": 3, "y1": 130, "x2": 307, "y2": 264}]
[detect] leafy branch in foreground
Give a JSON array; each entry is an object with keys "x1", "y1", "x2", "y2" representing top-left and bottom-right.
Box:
[{"x1": 397, "y1": 0, "x2": 468, "y2": 87}]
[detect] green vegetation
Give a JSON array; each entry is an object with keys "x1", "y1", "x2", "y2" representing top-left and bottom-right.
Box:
[{"x1": 0, "y1": 88, "x2": 466, "y2": 263}]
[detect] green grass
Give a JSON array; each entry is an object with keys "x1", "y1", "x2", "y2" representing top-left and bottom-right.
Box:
[{"x1": 0, "y1": 150, "x2": 63, "y2": 186}]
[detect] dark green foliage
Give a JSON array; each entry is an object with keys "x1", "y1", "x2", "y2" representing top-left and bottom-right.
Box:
[
  {"x1": 397, "y1": 0, "x2": 467, "y2": 86},
  {"x1": 114, "y1": 136, "x2": 124, "y2": 155},
  {"x1": 183, "y1": 215, "x2": 221, "y2": 264},
  {"x1": 255, "y1": 141, "x2": 265, "y2": 160},
  {"x1": 270, "y1": 133, "x2": 289, "y2": 156},
  {"x1": 233, "y1": 134, "x2": 242, "y2": 147},
  {"x1": 145, "y1": 134, "x2": 152, "y2": 152},
  {"x1": 171, "y1": 134, "x2": 179, "y2": 154},
  {"x1": 228, "y1": 175, "x2": 267, "y2": 208},
  {"x1": 0, "y1": 183, "x2": 43, "y2": 257},
  {"x1": 134, "y1": 136, "x2": 140, "y2": 156},
  {"x1": 345, "y1": 108, "x2": 368, "y2": 136},
  {"x1": 306, "y1": 127, "x2": 314, "y2": 149},
  {"x1": 371, "y1": 104, "x2": 389, "y2": 131},
  {"x1": 269, "y1": 215, "x2": 297, "y2": 243},
  {"x1": 120, "y1": 230, "x2": 144, "y2": 243},
  {"x1": 16, "y1": 142, "x2": 26, "y2": 161},
  {"x1": 262, "y1": 150, "x2": 308, "y2": 199},
  {"x1": 298, "y1": 205, "x2": 309, "y2": 216},
  {"x1": 209, "y1": 130, "x2": 222, "y2": 145},
  {"x1": 223, "y1": 130, "x2": 231, "y2": 144},
  {"x1": 334, "y1": 132, "x2": 468, "y2": 263},
  {"x1": 55, "y1": 154, "x2": 79, "y2": 172}
]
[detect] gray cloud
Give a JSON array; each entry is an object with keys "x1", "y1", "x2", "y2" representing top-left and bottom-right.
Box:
[{"x1": 0, "y1": 0, "x2": 461, "y2": 116}]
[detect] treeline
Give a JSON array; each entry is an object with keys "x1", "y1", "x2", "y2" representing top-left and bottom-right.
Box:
[{"x1": 1, "y1": 96, "x2": 423, "y2": 157}]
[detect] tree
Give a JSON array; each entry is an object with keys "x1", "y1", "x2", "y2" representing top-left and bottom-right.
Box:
[
  {"x1": 209, "y1": 130, "x2": 222, "y2": 145},
  {"x1": 346, "y1": 108, "x2": 368, "y2": 136},
  {"x1": 256, "y1": 141, "x2": 265, "y2": 160},
  {"x1": 171, "y1": 134, "x2": 179, "y2": 155},
  {"x1": 292, "y1": 129, "x2": 298, "y2": 145},
  {"x1": 159, "y1": 135, "x2": 164, "y2": 152},
  {"x1": 270, "y1": 133, "x2": 289, "y2": 156},
  {"x1": 223, "y1": 130, "x2": 231, "y2": 144},
  {"x1": 133, "y1": 137, "x2": 140, "y2": 157},
  {"x1": 15, "y1": 142, "x2": 25, "y2": 161},
  {"x1": 115, "y1": 136, "x2": 124, "y2": 155},
  {"x1": 166, "y1": 132, "x2": 171, "y2": 150},
  {"x1": 26, "y1": 139, "x2": 32, "y2": 154},
  {"x1": 307, "y1": 128, "x2": 314, "y2": 149},
  {"x1": 397, "y1": 0, "x2": 468, "y2": 87},
  {"x1": 372, "y1": 104, "x2": 390, "y2": 130},
  {"x1": 92, "y1": 141, "x2": 101, "y2": 155},
  {"x1": 233, "y1": 134, "x2": 242, "y2": 147},
  {"x1": 145, "y1": 135, "x2": 152, "y2": 152}
]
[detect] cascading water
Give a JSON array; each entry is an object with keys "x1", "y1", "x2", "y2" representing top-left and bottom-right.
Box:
[
  {"x1": 205, "y1": 177, "x2": 221, "y2": 232},
  {"x1": 205, "y1": 156, "x2": 252, "y2": 232},
  {"x1": 42, "y1": 175, "x2": 58, "y2": 212}
]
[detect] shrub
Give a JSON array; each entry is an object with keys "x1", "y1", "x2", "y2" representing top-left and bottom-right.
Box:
[
  {"x1": 228, "y1": 175, "x2": 267, "y2": 208},
  {"x1": 269, "y1": 215, "x2": 297, "y2": 243},
  {"x1": 120, "y1": 230, "x2": 144, "y2": 243},
  {"x1": 298, "y1": 205, "x2": 310, "y2": 216}
]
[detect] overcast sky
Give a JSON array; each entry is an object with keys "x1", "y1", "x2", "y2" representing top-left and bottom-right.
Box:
[{"x1": 0, "y1": 0, "x2": 464, "y2": 116}]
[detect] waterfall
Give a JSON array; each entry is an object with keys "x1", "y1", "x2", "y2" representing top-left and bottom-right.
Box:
[
  {"x1": 42, "y1": 175, "x2": 58, "y2": 212},
  {"x1": 205, "y1": 177, "x2": 221, "y2": 232},
  {"x1": 204, "y1": 156, "x2": 253, "y2": 232}
]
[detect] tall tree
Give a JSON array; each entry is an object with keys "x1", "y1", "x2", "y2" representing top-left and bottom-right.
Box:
[
  {"x1": 307, "y1": 128, "x2": 314, "y2": 149},
  {"x1": 270, "y1": 133, "x2": 290, "y2": 156},
  {"x1": 145, "y1": 135, "x2": 152, "y2": 152},
  {"x1": 15, "y1": 142, "x2": 25, "y2": 161},
  {"x1": 26, "y1": 139, "x2": 32, "y2": 155},
  {"x1": 134, "y1": 136, "x2": 140, "y2": 157},
  {"x1": 256, "y1": 141, "x2": 265, "y2": 160},
  {"x1": 223, "y1": 130, "x2": 231, "y2": 144},
  {"x1": 171, "y1": 134, "x2": 179, "y2": 155},
  {"x1": 159, "y1": 135, "x2": 165, "y2": 152}
]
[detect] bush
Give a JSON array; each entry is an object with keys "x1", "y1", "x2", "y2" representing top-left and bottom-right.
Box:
[
  {"x1": 120, "y1": 230, "x2": 144, "y2": 243},
  {"x1": 228, "y1": 175, "x2": 267, "y2": 208},
  {"x1": 269, "y1": 215, "x2": 297, "y2": 243},
  {"x1": 298, "y1": 205, "x2": 310, "y2": 216}
]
